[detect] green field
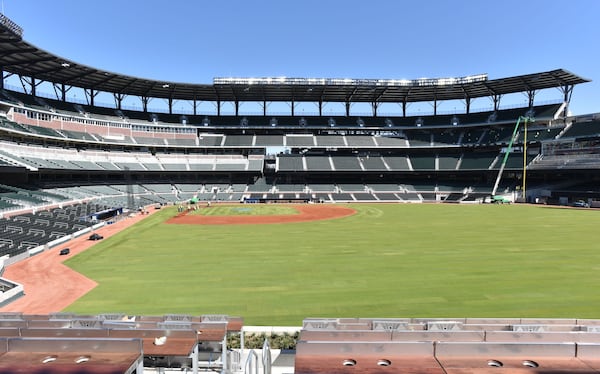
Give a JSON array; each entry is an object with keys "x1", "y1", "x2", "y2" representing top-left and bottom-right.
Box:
[
  {"x1": 192, "y1": 205, "x2": 299, "y2": 216},
  {"x1": 64, "y1": 204, "x2": 600, "y2": 325}
]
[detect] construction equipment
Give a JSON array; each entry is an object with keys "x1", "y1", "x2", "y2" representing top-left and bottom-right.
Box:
[{"x1": 491, "y1": 115, "x2": 534, "y2": 197}]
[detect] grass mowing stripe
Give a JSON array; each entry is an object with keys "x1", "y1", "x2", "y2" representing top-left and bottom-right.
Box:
[{"x1": 64, "y1": 204, "x2": 600, "y2": 325}]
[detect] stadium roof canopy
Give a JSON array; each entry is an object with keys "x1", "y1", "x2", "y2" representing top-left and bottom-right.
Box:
[{"x1": 0, "y1": 15, "x2": 590, "y2": 109}]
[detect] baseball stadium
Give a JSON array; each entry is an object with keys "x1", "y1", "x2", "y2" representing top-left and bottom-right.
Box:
[{"x1": 0, "y1": 7, "x2": 599, "y2": 373}]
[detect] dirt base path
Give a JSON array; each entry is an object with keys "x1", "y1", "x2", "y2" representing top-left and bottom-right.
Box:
[
  {"x1": 0, "y1": 210, "x2": 157, "y2": 314},
  {"x1": 166, "y1": 204, "x2": 356, "y2": 225}
]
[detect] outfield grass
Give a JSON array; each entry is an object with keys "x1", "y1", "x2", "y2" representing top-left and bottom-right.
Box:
[
  {"x1": 192, "y1": 205, "x2": 299, "y2": 216},
  {"x1": 64, "y1": 204, "x2": 600, "y2": 325}
]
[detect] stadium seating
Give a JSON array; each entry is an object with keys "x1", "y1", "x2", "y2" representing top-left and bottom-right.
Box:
[
  {"x1": 0, "y1": 87, "x2": 593, "y2": 210},
  {"x1": 295, "y1": 317, "x2": 600, "y2": 374}
]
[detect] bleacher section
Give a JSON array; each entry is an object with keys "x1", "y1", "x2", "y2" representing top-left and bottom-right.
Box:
[
  {"x1": 0, "y1": 202, "x2": 104, "y2": 257},
  {"x1": 296, "y1": 317, "x2": 600, "y2": 374},
  {"x1": 305, "y1": 156, "x2": 332, "y2": 171},
  {"x1": 561, "y1": 120, "x2": 600, "y2": 139},
  {"x1": 0, "y1": 93, "x2": 592, "y2": 205},
  {"x1": 459, "y1": 152, "x2": 497, "y2": 170}
]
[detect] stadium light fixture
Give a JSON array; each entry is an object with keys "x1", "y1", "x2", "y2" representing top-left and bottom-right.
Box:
[
  {"x1": 451, "y1": 115, "x2": 459, "y2": 126},
  {"x1": 214, "y1": 74, "x2": 488, "y2": 87},
  {"x1": 162, "y1": 84, "x2": 170, "y2": 88},
  {"x1": 61, "y1": 62, "x2": 70, "y2": 68}
]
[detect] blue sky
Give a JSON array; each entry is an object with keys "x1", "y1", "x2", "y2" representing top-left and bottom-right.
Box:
[{"x1": 3, "y1": 0, "x2": 599, "y2": 115}]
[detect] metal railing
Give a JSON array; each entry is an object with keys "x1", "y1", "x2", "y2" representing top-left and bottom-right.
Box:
[{"x1": 0, "y1": 13, "x2": 23, "y2": 38}]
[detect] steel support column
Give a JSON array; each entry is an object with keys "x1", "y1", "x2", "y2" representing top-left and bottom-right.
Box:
[
  {"x1": 51, "y1": 83, "x2": 66, "y2": 102},
  {"x1": 84, "y1": 89, "x2": 97, "y2": 106},
  {"x1": 561, "y1": 84, "x2": 574, "y2": 103},
  {"x1": 492, "y1": 94, "x2": 501, "y2": 111},
  {"x1": 372, "y1": 102, "x2": 378, "y2": 117},
  {"x1": 527, "y1": 89, "x2": 536, "y2": 108},
  {"x1": 114, "y1": 93, "x2": 125, "y2": 110}
]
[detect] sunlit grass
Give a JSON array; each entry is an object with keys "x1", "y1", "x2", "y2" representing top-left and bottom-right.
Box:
[
  {"x1": 190, "y1": 205, "x2": 299, "y2": 216},
  {"x1": 65, "y1": 204, "x2": 600, "y2": 325}
]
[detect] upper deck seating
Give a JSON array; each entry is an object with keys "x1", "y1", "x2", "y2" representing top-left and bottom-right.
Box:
[
  {"x1": 315, "y1": 135, "x2": 346, "y2": 147},
  {"x1": 113, "y1": 162, "x2": 146, "y2": 171},
  {"x1": 459, "y1": 152, "x2": 497, "y2": 170},
  {"x1": 60, "y1": 129, "x2": 99, "y2": 142},
  {"x1": 410, "y1": 155, "x2": 435, "y2": 170},
  {"x1": 305, "y1": 156, "x2": 332, "y2": 171},
  {"x1": 374, "y1": 137, "x2": 409, "y2": 147},
  {"x1": 95, "y1": 161, "x2": 121, "y2": 171},
  {"x1": 69, "y1": 158, "x2": 119, "y2": 171},
  {"x1": 27, "y1": 124, "x2": 64, "y2": 138},
  {"x1": 0, "y1": 118, "x2": 31, "y2": 133},
  {"x1": 331, "y1": 157, "x2": 362, "y2": 171},
  {"x1": 286, "y1": 135, "x2": 315, "y2": 147},
  {"x1": 248, "y1": 159, "x2": 264, "y2": 171},
  {"x1": 165, "y1": 138, "x2": 197, "y2": 147},
  {"x1": 519, "y1": 127, "x2": 562, "y2": 142},
  {"x1": 461, "y1": 128, "x2": 486, "y2": 145},
  {"x1": 197, "y1": 135, "x2": 223, "y2": 146},
  {"x1": 214, "y1": 162, "x2": 247, "y2": 171},
  {"x1": 437, "y1": 154, "x2": 460, "y2": 170},
  {"x1": 407, "y1": 131, "x2": 432, "y2": 146},
  {"x1": 132, "y1": 136, "x2": 167, "y2": 146},
  {"x1": 360, "y1": 156, "x2": 388, "y2": 171},
  {"x1": 560, "y1": 120, "x2": 600, "y2": 139},
  {"x1": 223, "y1": 135, "x2": 254, "y2": 146},
  {"x1": 384, "y1": 156, "x2": 410, "y2": 171},
  {"x1": 278, "y1": 156, "x2": 304, "y2": 171},
  {"x1": 255, "y1": 135, "x2": 284, "y2": 146},
  {"x1": 491, "y1": 152, "x2": 533, "y2": 169},
  {"x1": 433, "y1": 130, "x2": 461, "y2": 145},
  {"x1": 345, "y1": 136, "x2": 376, "y2": 147}
]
